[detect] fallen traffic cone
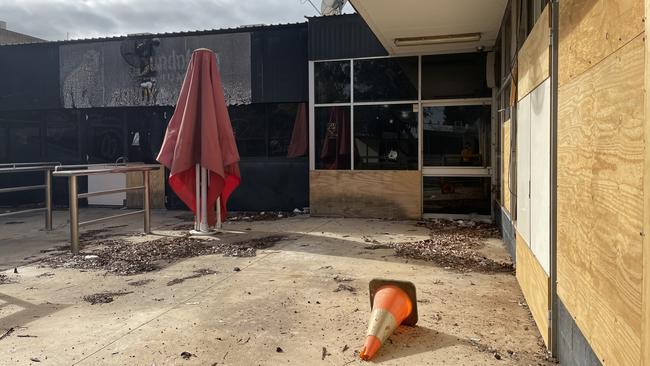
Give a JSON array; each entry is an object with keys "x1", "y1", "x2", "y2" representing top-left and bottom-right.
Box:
[{"x1": 360, "y1": 279, "x2": 418, "y2": 361}]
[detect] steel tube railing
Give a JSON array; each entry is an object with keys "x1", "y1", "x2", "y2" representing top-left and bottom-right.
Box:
[
  {"x1": 0, "y1": 164, "x2": 55, "y2": 230},
  {"x1": 77, "y1": 186, "x2": 144, "y2": 199},
  {"x1": 53, "y1": 164, "x2": 160, "y2": 254}
]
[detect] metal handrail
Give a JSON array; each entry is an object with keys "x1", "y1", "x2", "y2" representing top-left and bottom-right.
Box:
[
  {"x1": 0, "y1": 162, "x2": 61, "y2": 169},
  {"x1": 54, "y1": 162, "x2": 128, "y2": 172},
  {"x1": 53, "y1": 164, "x2": 161, "y2": 254},
  {"x1": 0, "y1": 164, "x2": 54, "y2": 230}
]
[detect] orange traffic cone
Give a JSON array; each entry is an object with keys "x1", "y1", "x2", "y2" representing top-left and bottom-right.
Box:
[{"x1": 360, "y1": 279, "x2": 418, "y2": 361}]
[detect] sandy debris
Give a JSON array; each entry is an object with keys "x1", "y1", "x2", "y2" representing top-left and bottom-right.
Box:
[
  {"x1": 391, "y1": 219, "x2": 512, "y2": 273},
  {"x1": 83, "y1": 291, "x2": 133, "y2": 305},
  {"x1": 39, "y1": 235, "x2": 286, "y2": 275}
]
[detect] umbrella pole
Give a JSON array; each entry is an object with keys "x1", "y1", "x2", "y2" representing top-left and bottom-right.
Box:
[
  {"x1": 190, "y1": 164, "x2": 217, "y2": 236},
  {"x1": 194, "y1": 164, "x2": 200, "y2": 231},
  {"x1": 217, "y1": 197, "x2": 222, "y2": 229},
  {"x1": 200, "y1": 166, "x2": 208, "y2": 231}
]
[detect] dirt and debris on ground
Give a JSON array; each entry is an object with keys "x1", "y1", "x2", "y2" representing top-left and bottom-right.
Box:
[
  {"x1": 0, "y1": 327, "x2": 14, "y2": 341},
  {"x1": 83, "y1": 291, "x2": 133, "y2": 305},
  {"x1": 127, "y1": 279, "x2": 154, "y2": 287},
  {"x1": 390, "y1": 219, "x2": 513, "y2": 273},
  {"x1": 0, "y1": 273, "x2": 12, "y2": 284},
  {"x1": 167, "y1": 268, "x2": 217, "y2": 286},
  {"x1": 180, "y1": 351, "x2": 194, "y2": 359},
  {"x1": 227, "y1": 210, "x2": 302, "y2": 222},
  {"x1": 39, "y1": 235, "x2": 286, "y2": 275},
  {"x1": 333, "y1": 283, "x2": 356, "y2": 293}
]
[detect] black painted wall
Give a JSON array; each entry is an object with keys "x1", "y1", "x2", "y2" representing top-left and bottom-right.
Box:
[
  {"x1": 251, "y1": 24, "x2": 308, "y2": 103},
  {"x1": 0, "y1": 42, "x2": 61, "y2": 111},
  {"x1": 308, "y1": 14, "x2": 387, "y2": 60}
]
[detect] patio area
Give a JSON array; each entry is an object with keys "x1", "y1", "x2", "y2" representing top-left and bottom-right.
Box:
[{"x1": 0, "y1": 209, "x2": 553, "y2": 365}]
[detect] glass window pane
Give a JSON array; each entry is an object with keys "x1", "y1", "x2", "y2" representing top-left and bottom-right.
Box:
[
  {"x1": 423, "y1": 176, "x2": 491, "y2": 215},
  {"x1": 423, "y1": 105, "x2": 491, "y2": 167},
  {"x1": 315, "y1": 61, "x2": 350, "y2": 104},
  {"x1": 46, "y1": 110, "x2": 78, "y2": 162},
  {"x1": 354, "y1": 104, "x2": 418, "y2": 170},
  {"x1": 354, "y1": 57, "x2": 418, "y2": 102},
  {"x1": 268, "y1": 103, "x2": 308, "y2": 158},
  {"x1": 421, "y1": 53, "x2": 490, "y2": 100},
  {"x1": 230, "y1": 104, "x2": 267, "y2": 158},
  {"x1": 315, "y1": 106, "x2": 351, "y2": 170}
]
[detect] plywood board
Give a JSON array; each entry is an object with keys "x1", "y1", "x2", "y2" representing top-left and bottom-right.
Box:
[
  {"x1": 529, "y1": 79, "x2": 550, "y2": 275},
  {"x1": 501, "y1": 119, "x2": 511, "y2": 215},
  {"x1": 558, "y1": 0, "x2": 644, "y2": 87},
  {"x1": 643, "y1": 1, "x2": 650, "y2": 364},
  {"x1": 126, "y1": 166, "x2": 166, "y2": 209},
  {"x1": 558, "y1": 36, "x2": 644, "y2": 366},
  {"x1": 310, "y1": 170, "x2": 421, "y2": 219},
  {"x1": 516, "y1": 233, "x2": 550, "y2": 346},
  {"x1": 516, "y1": 93, "x2": 531, "y2": 243},
  {"x1": 517, "y1": 5, "x2": 550, "y2": 101}
]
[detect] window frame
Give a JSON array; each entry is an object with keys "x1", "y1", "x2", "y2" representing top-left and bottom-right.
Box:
[{"x1": 310, "y1": 55, "x2": 492, "y2": 172}]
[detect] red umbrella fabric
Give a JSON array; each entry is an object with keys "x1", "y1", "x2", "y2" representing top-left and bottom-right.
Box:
[{"x1": 157, "y1": 48, "x2": 240, "y2": 226}]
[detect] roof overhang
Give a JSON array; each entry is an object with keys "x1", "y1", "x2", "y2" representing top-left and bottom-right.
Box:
[{"x1": 350, "y1": 0, "x2": 508, "y2": 55}]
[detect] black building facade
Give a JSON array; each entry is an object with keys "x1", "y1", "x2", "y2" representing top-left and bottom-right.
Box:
[{"x1": 0, "y1": 22, "x2": 311, "y2": 211}]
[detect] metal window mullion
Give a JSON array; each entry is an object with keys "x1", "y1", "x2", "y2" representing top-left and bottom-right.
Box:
[
  {"x1": 351, "y1": 100, "x2": 420, "y2": 106},
  {"x1": 418, "y1": 55, "x2": 423, "y2": 172},
  {"x1": 314, "y1": 102, "x2": 351, "y2": 107},
  {"x1": 350, "y1": 59, "x2": 354, "y2": 171},
  {"x1": 308, "y1": 61, "x2": 315, "y2": 171}
]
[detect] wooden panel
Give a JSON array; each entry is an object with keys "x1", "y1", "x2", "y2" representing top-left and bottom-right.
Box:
[
  {"x1": 501, "y1": 119, "x2": 511, "y2": 215},
  {"x1": 310, "y1": 170, "x2": 421, "y2": 219},
  {"x1": 529, "y1": 79, "x2": 550, "y2": 275},
  {"x1": 126, "y1": 166, "x2": 166, "y2": 209},
  {"x1": 516, "y1": 233, "x2": 550, "y2": 346},
  {"x1": 558, "y1": 0, "x2": 644, "y2": 87},
  {"x1": 558, "y1": 36, "x2": 644, "y2": 366},
  {"x1": 517, "y1": 5, "x2": 550, "y2": 100},
  {"x1": 643, "y1": 1, "x2": 650, "y2": 364}
]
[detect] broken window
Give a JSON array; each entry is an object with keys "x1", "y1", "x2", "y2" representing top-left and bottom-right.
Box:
[{"x1": 353, "y1": 104, "x2": 418, "y2": 170}]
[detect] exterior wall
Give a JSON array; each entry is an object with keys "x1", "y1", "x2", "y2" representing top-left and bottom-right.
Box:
[
  {"x1": 516, "y1": 232, "x2": 550, "y2": 344},
  {"x1": 557, "y1": 1, "x2": 645, "y2": 365},
  {"x1": 0, "y1": 23, "x2": 311, "y2": 213},
  {"x1": 557, "y1": 299, "x2": 602, "y2": 366},
  {"x1": 513, "y1": 4, "x2": 552, "y2": 349},
  {"x1": 0, "y1": 28, "x2": 42, "y2": 45},
  {"x1": 309, "y1": 170, "x2": 421, "y2": 219},
  {"x1": 307, "y1": 14, "x2": 387, "y2": 60}
]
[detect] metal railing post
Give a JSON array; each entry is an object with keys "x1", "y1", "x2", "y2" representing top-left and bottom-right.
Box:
[
  {"x1": 143, "y1": 170, "x2": 151, "y2": 234},
  {"x1": 45, "y1": 169, "x2": 52, "y2": 231},
  {"x1": 68, "y1": 175, "x2": 80, "y2": 254}
]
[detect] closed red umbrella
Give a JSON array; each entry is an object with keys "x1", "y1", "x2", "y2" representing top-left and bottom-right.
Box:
[{"x1": 157, "y1": 48, "x2": 240, "y2": 230}]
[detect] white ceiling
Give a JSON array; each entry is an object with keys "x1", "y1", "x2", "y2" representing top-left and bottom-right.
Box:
[{"x1": 350, "y1": 0, "x2": 508, "y2": 55}]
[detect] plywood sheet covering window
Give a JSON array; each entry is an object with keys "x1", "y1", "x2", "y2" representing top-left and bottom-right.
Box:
[
  {"x1": 309, "y1": 170, "x2": 421, "y2": 219},
  {"x1": 557, "y1": 35, "x2": 644, "y2": 366},
  {"x1": 501, "y1": 119, "x2": 511, "y2": 215},
  {"x1": 517, "y1": 5, "x2": 550, "y2": 101},
  {"x1": 126, "y1": 167, "x2": 166, "y2": 209},
  {"x1": 558, "y1": 0, "x2": 644, "y2": 88},
  {"x1": 516, "y1": 233, "x2": 550, "y2": 345}
]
